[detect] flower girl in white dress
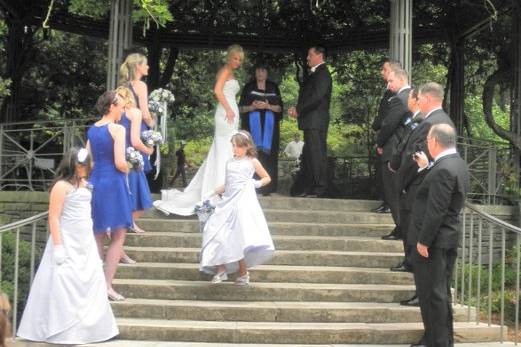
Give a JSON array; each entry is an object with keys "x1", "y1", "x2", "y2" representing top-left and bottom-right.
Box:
[
  {"x1": 200, "y1": 131, "x2": 275, "y2": 285},
  {"x1": 17, "y1": 147, "x2": 118, "y2": 344}
]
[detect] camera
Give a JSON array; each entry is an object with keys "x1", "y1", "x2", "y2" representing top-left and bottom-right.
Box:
[{"x1": 414, "y1": 142, "x2": 424, "y2": 153}]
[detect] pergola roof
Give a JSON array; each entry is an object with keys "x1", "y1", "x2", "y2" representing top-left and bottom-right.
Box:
[{"x1": 3, "y1": 0, "x2": 508, "y2": 53}]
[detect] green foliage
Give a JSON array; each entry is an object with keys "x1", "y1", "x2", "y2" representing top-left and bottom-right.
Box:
[
  {"x1": 68, "y1": 0, "x2": 173, "y2": 27},
  {"x1": 1, "y1": 232, "x2": 39, "y2": 323},
  {"x1": 457, "y1": 243, "x2": 521, "y2": 324}
]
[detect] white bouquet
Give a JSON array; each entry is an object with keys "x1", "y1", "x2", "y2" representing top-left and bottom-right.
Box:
[
  {"x1": 149, "y1": 88, "x2": 175, "y2": 115},
  {"x1": 126, "y1": 147, "x2": 144, "y2": 170},
  {"x1": 194, "y1": 199, "x2": 216, "y2": 231},
  {"x1": 141, "y1": 129, "x2": 164, "y2": 147}
]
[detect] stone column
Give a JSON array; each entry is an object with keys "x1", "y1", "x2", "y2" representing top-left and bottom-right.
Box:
[
  {"x1": 106, "y1": 0, "x2": 133, "y2": 89},
  {"x1": 389, "y1": 0, "x2": 413, "y2": 77}
]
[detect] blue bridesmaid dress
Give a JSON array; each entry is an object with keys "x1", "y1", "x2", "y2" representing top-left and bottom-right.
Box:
[
  {"x1": 128, "y1": 83, "x2": 152, "y2": 173},
  {"x1": 119, "y1": 113, "x2": 153, "y2": 211},
  {"x1": 87, "y1": 124, "x2": 132, "y2": 232}
]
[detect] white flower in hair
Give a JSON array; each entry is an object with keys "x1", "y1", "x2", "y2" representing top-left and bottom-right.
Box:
[{"x1": 77, "y1": 148, "x2": 89, "y2": 163}]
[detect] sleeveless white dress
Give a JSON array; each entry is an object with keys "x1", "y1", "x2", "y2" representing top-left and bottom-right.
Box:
[
  {"x1": 200, "y1": 156, "x2": 275, "y2": 275},
  {"x1": 17, "y1": 186, "x2": 118, "y2": 344},
  {"x1": 154, "y1": 79, "x2": 241, "y2": 216}
]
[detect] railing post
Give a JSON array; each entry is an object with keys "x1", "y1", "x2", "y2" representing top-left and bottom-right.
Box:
[
  {"x1": 488, "y1": 223, "x2": 494, "y2": 326},
  {"x1": 476, "y1": 217, "x2": 482, "y2": 324},
  {"x1": 12, "y1": 228, "x2": 20, "y2": 337},
  {"x1": 30, "y1": 222, "x2": 37, "y2": 284},
  {"x1": 514, "y1": 234, "x2": 521, "y2": 345},
  {"x1": 487, "y1": 147, "x2": 497, "y2": 204},
  {"x1": 500, "y1": 228, "x2": 506, "y2": 342},
  {"x1": 468, "y1": 212, "x2": 474, "y2": 321}
]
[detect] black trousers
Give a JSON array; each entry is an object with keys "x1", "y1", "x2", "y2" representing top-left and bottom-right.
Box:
[
  {"x1": 171, "y1": 167, "x2": 187, "y2": 187},
  {"x1": 412, "y1": 247, "x2": 457, "y2": 347},
  {"x1": 299, "y1": 129, "x2": 328, "y2": 196},
  {"x1": 374, "y1": 154, "x2": 386, "y2": 202},
  {"x1": 399, "y1": 195, "x2": 412, "y2": 266},
  {"x1": 382, "y1": 161, "x2": 400, "y2": 226}
]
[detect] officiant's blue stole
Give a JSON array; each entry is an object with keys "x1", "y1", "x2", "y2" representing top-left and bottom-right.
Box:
[{"x1": 249, "y1": 110, "x2": 275, "y2": 154}]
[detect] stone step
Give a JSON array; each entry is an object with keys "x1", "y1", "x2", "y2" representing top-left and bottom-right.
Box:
[
  {"x1": 146, "y1": 209, "x2": 394, "y2": 224},
  {"x1": 257, "y1": 197, "x2": 380, "y2": 212},
  {"x1": 115, "y1": 319, "x2": 501, "y2": 344},
  {"x1": 113, "y1": 279, "x2": 415, "y2": 303},
  {"x1": 147, "y1": 197, "x2": 381, "y2": 215},
  {"x1": 117, "y1": 263, "x2": 414, "y2": 285},
  {"x1": 111, "y1": 299, "x2": 473, "y2": 323},
  {"x1": 122, "y1": 247, "x2": 404, "y2": 268},
  {"x1": 124, "y1": 232, "x2": 403, "y2": 252},
  {"x1": 136, "y1": 219, "x2": 394, "y2": 237},
  {"x1": 10, "y1": 341, "x2": 516, "y2": 347}
]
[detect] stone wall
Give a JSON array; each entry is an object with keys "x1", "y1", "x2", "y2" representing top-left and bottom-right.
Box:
[{"x1": 0, "y1": 191, "x2": 49, "y2": 224}]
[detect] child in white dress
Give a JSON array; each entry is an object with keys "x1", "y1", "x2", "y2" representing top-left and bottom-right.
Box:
[
  {"x1": 17, "y1": 147, "x2": 118, "y2": 344},
  {"x1": 200, "y1": 130, "x2": 275, "y2": 285}
]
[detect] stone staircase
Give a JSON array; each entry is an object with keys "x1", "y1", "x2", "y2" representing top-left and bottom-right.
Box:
[{"x1": 111, "y1": 197, "x2": 501, "y2": 344}]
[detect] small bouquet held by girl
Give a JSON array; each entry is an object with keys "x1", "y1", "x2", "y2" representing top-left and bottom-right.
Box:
[
  {"x1": 126, "y1": 147, "x2": 144, "y2": 170},
  {"x1": 199, "y1": 130, "x2": 275, "y2": 286},
  {"x1": 194, "y1": 198, "x2": 216, "y2": 231}
]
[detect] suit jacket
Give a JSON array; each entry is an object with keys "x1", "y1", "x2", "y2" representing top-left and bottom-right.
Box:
[
  {"x1": 395, "y1": 109, "x2": 455, "y2": 193},
  {"x1": 372, "y1": 88, "x2": 395, "y2": 131},
  {"x1": 376, "y1": 87, "x2": 411, "y2": 161},
  {"x1": 296, "y1": 64, "x2": 333, "y2": 131},
  {"x1": 409, "y1": 153, "x2": 469, "y2": 249}
]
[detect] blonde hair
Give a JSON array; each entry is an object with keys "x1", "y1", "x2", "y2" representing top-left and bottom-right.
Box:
[
  {"x1": 115, "y1": 86, "x2": 136, "y2": 107},
  {"x1": 118, "y1": 53, "x2": 147, "y2": 86},
  {"x1": 231, "y1": 131, "x2": 257, "y2": 158},
  {"x1": 226, "y1": 44, "x2": 244, "y2": 61},
  {"x1": 0, "y1": 291, "x2": 11, "y2": 347}
]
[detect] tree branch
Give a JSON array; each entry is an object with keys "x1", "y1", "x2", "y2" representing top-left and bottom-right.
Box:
[{"x1": 482, "y1": 67, "x2": 521, "y2": 149}]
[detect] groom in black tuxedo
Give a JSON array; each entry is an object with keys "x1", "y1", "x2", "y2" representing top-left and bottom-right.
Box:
[
  {"x1": 288, "y1": 45, "x2": 332, "y2": 197},
  {"x1": 409, "y1": 123, "x2": 469, "y2": 347}
]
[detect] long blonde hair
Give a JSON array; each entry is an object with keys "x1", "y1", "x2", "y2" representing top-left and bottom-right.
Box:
[
  {"x1": 115, "y1": 86, "x2": 136, "y2": 107},
  {"x1": 118, "y1": 53, "x2": 147, "y2": 86}
]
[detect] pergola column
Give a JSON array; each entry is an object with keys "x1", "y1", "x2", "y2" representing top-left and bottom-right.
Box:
[
  {"x1": 389, "y1": 0, "x2": 412, "y2": 77},
  {"x1": 512, "y1": 2, "x2": 521, "y2": 188},
  {"x1": 106, "y1": 0, "x2": 133, "y2": 89}
]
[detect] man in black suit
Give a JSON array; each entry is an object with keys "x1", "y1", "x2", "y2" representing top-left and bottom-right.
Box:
[
  {"x1": 376, "y1": 69, "x2": 411, "y2": 239},
  {"x1": 409, "y1": 123, "x2": 469, "y2": 347},
  {"x1": 372, "y1": 58, "x2": 402, "y2": 213},
  {"x1": 288, "y1": 45, "x2": 332, "y2": 197}
]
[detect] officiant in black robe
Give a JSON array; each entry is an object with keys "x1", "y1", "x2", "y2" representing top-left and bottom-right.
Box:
[{"x1": 239, "y1": 63, "x2": 283, "y2": 195}]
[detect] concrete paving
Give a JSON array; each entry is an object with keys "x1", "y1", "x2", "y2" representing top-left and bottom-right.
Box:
[{"x1": 10, "y1": 339, "x2": 521, "y2": 347}]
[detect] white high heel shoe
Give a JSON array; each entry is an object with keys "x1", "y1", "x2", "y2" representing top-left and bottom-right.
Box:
[{"x1": 211, "y1": 270, "x2": 228, "y2": 284}]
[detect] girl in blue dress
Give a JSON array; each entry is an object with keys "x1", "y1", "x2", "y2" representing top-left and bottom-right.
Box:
[
  {"x1": 116, "y1": 86, "x2": 153, "y2": 233},
  {"x1": 87, "y1": 90, "x2": 132, "y2": 301}
]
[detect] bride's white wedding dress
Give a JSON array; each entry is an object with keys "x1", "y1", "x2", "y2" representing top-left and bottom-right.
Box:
[{"x1": 154, "y1": 79, "x2": 240, "y2": 216}]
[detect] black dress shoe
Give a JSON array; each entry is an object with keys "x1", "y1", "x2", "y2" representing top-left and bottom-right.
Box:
[
  {"x1": 371, "y1": 203, "x2": 387, "y2": 212},
  {"x1": 390, "y1": 263, "x2": 412, "y2": 272},
  {"x1": 376, "y1": 206, "x2": 391, "y2": 213},
  {"x1": 381, "y1": 233, "x2": 401, "y2": 240},
  {"x1": 400, "y1": 295, "x2": 419, "y2": 306},
  {"x1": 295, "y1": 192, "x2": 308, "y2": 197},
  {"x1": 410, "y1": 343, "x2": 427, "y2": 347}
]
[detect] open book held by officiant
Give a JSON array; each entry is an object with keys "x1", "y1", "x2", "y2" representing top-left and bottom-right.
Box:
[{"x1": 249, "y1": 90, "x2": 281, "y2": 105}]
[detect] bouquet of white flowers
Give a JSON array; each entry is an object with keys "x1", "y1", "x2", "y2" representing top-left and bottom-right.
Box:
[
  {"x1": 194, "y1": 199, "x2": 216, "y2": 230},
  {"x1": 126, "y1": 147, "x2": 144, "y2": 170},
  {"x1": 149, "y1": 88, "x2": 175, "y2": 115},
  {"x1": 141, "y1": 129, "x2": 164, "y2": 147}
]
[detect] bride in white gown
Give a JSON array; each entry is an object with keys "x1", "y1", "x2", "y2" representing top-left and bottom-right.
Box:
[{"x1": 154, "y1": 45, "x2": 244, "y2": 216}]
